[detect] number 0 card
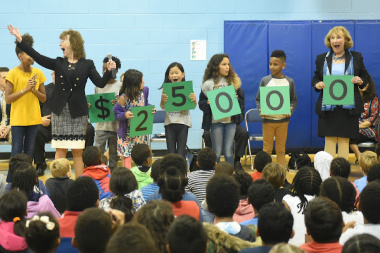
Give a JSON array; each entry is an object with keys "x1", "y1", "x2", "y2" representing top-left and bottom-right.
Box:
[
  {"x1": 163, "y1": 81, "x2": 195, "y2": 112},
  {"x1": 207, "y1": 86, "x2": 241, "y2": 121}
]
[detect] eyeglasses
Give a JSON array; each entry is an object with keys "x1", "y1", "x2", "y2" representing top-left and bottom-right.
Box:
[{"x1": 146, "y1": 153, "x2": 155, "y2": 160}]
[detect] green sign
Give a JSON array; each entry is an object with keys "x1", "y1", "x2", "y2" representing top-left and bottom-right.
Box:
[
  {"x1": 163, "y1": 81, "x2": 196, "y2": 112},
  {"x1": 260, "y1": 86, "x2": 290, "y2": 115},
  {"x1": 207, "y1": 85, "x2": 241, "y2": 121},
  {"x1": 87, "y1": 93, "x2": 116, "y2": 123},
  {"x1": 323, "y1": 75, "x2": 354, "y2": 105},
  {"x1": 129, "y1": 105, "x2": 155, "y2": 138}
]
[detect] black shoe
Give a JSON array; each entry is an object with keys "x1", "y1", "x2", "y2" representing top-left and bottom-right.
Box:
[
  {"x1": 234, "y1": 161, "x2": 244, "y2": 172},
  {"x1": 36, "y1": 163, "x2": 47, "y2": 177}
]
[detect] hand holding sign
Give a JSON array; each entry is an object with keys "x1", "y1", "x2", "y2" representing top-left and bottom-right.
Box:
[
  {"x1": 323, "y1": 75, "x2": 354, "y2": 105},
  {"x1": 206, "y1": 86, "x2": 241, "y2": 120},
  {"x1": 87, "y1": 93, "x2": 116, "y2": 123},
  {"x1": 163, "y1": 81, "x2": 196, "y2": 112},
  {"x1": 129, "y1": 105, "x2": 155, "y2": 138}
]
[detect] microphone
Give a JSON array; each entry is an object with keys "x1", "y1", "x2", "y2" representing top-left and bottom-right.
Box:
[{"x1": 107, "y1": 53, "x2": 116, "y2": 79}]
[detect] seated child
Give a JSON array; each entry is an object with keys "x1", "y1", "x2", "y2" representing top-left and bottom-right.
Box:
[
  {"x1": 140, "y1": 158, "x2": 160, "y2": 201},
  {"x1": 241, "y1": 179, "x2": 275, "y2": 226},
  {"x1": 0, "y1": 190, "x2": 28, "y2": 252},
  {"x1": 25, "y1": 213, "x2": 60, "y2": 253},
  {"x1": 215, "y1": 161, "x2": 234, "y2": 176},
  {"x1": 262, "y1": 163, "x2": 290, "y2": 202},
  {"x1": 313, "y1": 151, "x2": 333, "y2": 181},
  {"x1": 367, "y1": 164, "x2": 380, "y2": 182},
  {"x1": 130, "y1": 144, "x2": 154, "y2": 189},
  {"x1": 240, "y1": 202, "x2": 294, "y2": 253},
  {"x1": 158, "y1": 167, "x2": 200, "y2": 220},
  {"x1": 45, "y1": 158, "x2": 74, "y2": 214},
  {"x1": 167, "y1": 215, "x2": 208, "y2": 253},
  {"x1": 300, "y1": 197, "x2": 344, "y2": 253},
  {"x1": 342, "y1": 234, "x2": 380, "y2": 253},
  {"x1": 233, "y1": 171, "x2": 254, "y2": 223},
  {"x1": 72, "y1": 208, "x2": 113, "y2": 253},
  {"x1": 206, "y1": 175, "x2": 255, "y2": 242},
  {"x1": 354, "y1": 151, "x2": 378, "y2": 193},
  {"x1": 251, "y1": 151, "x2": 272, "y2": 181},
  {"x1": 81, "y1": 146, "x2": 112, "y2": 200},
  {"x1": 186, "y1": 147, "x2": 216, "y2": 203},
  {"x1": 340, "y1": 180, "x2": 380, "y2": 244},
  {"x1": 109, "y1": 196, "x2": 134, "y2": 223}
]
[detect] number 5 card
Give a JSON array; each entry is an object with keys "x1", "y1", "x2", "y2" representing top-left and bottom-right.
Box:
[
  {"x1": 260, "y1": 86, "x2": 290, "y2": 115},
  {"x1": 207, "y1": 85, "x2": 241, "y2": 121},
  {"x1": 163, "y1": 81, "x2": 195, "y2": 112},
  {"x1": 129, "y1": 105, "x2": 155, "y2": 138}
]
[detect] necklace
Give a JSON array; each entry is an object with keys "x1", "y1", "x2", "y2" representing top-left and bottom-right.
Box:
[{"x1": 332, "y1": 53, "x2": 345, "y2": 61}]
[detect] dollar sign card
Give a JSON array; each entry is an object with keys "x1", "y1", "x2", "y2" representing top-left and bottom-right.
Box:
[{"x1": 87, "y1": 93, "x2": 116, "y2": 123}]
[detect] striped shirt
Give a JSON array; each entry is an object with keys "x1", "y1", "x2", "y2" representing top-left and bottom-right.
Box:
[
  {"x1": 185, "y1": 170, "x2": 215, "y2": 203},
  {"x1": 141, "y1": 183, "x2": 159, "y2": 201}
]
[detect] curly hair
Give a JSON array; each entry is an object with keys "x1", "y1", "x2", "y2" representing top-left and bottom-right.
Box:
[
  {"x1": 15, "y1": 33, "x2": 34, "y2": 56},
  {"x1": 197, "y1": 147, "x2": 216, "y2": 171},
  {"x1": 324, "y1": 26, "x2": 353, "y2": 50},
  {"x1": 59, "y1": 29, "x2": 86, "y2": 59},
  {"x1": 103, "y1": 56, "x2": 121, "y2": 70},
  {"x1": 157, "y1": 166, "x2": 188, "y2": 203},
  {"x1": 202, "y1": 54, "x2": 241, "y2": 90},
  {"x1": 119, "y1": 69, "x2": 143, "y2": 101},
  {"x1": 233, "y1": 171, "x2": 253, "y2": 198},
  {"x1": 362, "y1": 76, "x2": 377, "y2": 103}
]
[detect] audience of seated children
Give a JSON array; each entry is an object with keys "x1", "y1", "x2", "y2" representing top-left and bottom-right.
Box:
[
  {"x1": 233, "y1": 171, "x2": 254, "y2": 223},
  {"x1": 158, "y1": 167, "x2": 200, "y2": 220},
  {"x1": 240, "y1": 202, "x2": 294, "y2": 253},
  {"x1": 340, "y1": 180, "x2": 380, "y2": 244},
  {"x1": 342, "y1": 234, "x2": 380, "y2": 253},
  {"x1": 81, "y1": 146, "x2": 112, "y2": 200},
  {"x1": 141, "y1": 158, "x2": 160, "y2": 201},
  {"x1": 241, "y1": 179, "x2": 275, "y2": 226},
  {"x1": 206, "y1": 174, "x2": 255, "y2": 242},
  {"x1": 313, "y1": 151, "x2": 333, "y2": 181},
  {"x1": 99, "y1": 167, "x2": 145, "y2": 214},
  {"x1": 108, "y1": 196, "x2": 134, "y2": 223},
  {"x1": 25, "y1": 212, "x2": 60, "y2": 253},
  {"x1": 10, "y1": 163, "x2": 60, "y2": 218},
  {"x1": 72, "y1": 208, "x2": 113, "y2": 253},
  {"x1": 282, "y1": 167, "x2": 322, "y2": 246},
  {"x1": 250, "y1": 151, "x2": 272, "y2": 181},
  {"x1": 320, "y1": 177, "x2": 364, "y2": 226},
  {"x1": 130, "y1": 144, "x2": 154, "y2": 189},
  {"x1": 57, "y1": 176, "x2": 99, "y2": 253},
  {"x1": 45, "y1": 158, "x2": 74, "y2": 214},
  {"x1": 106, "y1": 223, "x2": 156, "y2": 253},
  {"x1": 354, "y1": 150, "x2": 378, "y2": 193},
  {"x1": 262, "y1": 163, "x2": 290, "y2": 202},
  {"x1": 167, "y1": 215, "x2": 208, "y2": 253},
  {"x1": 134, "y1": 200, "x2": 174, "y2": 253},
  {"x1": 186, "y1": 147, "x2": 216, "y2": 203},
  {"x1": 300, "y1": 197, "x2": 344, "y2": 253},
  {"x1": 0, "y1": 190, "x2": 28, "y2": 252},
  {"x1": 367, "y1": 163, "x2": 380, "y2": 182},
  {"x1": 215, "y1": 161, "x2": 235, "y2": 176}
]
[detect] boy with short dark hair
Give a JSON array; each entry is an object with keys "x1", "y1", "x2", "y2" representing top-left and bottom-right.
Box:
[
  {"x1": 250, "y1": 151, "x2": 272, "y2": 181},
  {"x1": 215, "y1": 161, "x2": 234, "y2": 176},
  {"x1": 256, "y1": 50, "x2": 298, "y2": 169},
  {"x1": 140, "y1": 158, "x2": 161, "y2": 201},
  {"x1": 367, "y1": 164, "x2": 380, "y2": 183},
  {"x1": 130, "y1": 143, "x2": 154, "y2": 189},
  {"x1": 81, "y1": 146, "x2": 112, "y2": 200}
]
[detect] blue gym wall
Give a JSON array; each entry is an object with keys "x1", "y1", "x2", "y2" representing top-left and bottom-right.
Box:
[{"x1": 0, "y1": 0, "x2": 380, "y2": 152}]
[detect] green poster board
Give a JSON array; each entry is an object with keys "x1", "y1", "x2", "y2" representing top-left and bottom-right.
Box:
[
  {"x1": 260, "y1": 86, "x2": 291, "y2": 115},
  {"x1": 87, "y1": 93, "x2": 116, "y2": 123},
  {"x1": 163, "y1": 81, "x2": 195, "y2": 112},
  {"x1": 129, "y1": 105, "x2": 155, "y2": 138},
  {"x1": 207, "y1": 86, "x2": 241, "y2": 121},
  {"x1": 323, "y1": 75, "x2": 354, "y2": 105}
]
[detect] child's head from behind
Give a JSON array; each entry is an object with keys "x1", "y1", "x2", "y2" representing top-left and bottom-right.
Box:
[
  {"x1": 8, "y1": 153, "x2": 33, "y2": 182},
  {"x1": 319, "y1": 177, "x2": 356, "y2": 213},
  {"x1": 247, "y1": 179, "x2": 275, "y2": 213},
  {"x1": 134, "y1": 200, "x2": 174, "y2": 253},
  {"x1": 359, "y1": 151, "x2": 378, "y2": 175},
  {"x1": 359, "y1": 181, "x2": 380, "y2": 224},
  {"x1": 167, "y1": 215, "x2": 208, "y2": 253},
  {"x1": 254, "y1": 151, "x2": 272, "y2": 173},
  {"x1": 82, "y1": 146, "x2": 102, "y2": 167},
  {"x1": 66, "y1": 176, "x2": 99, "y2": 211},
  {"x1": 330, "y1": 157, "x2": 351, "y2": 178},
  {"x1": 131, "y1": 143, "x2": 152, "y2": 166},
  {"x1": 262, "y1": 163, "x2": 286, "y2": 189},
  {"x1": 159, "y1": 153, "x2": 187, "y2": 177},
  {"x1": 50, "y1": 158, "x2": 71, "y2": 178},
  {"x1": 206, "y1": 174, "x2": 240, "y2": 218},
  {"x1": 109, "y1": 196, "x2": 133, "y2": 223},
  {"x1": 233, "y1": 171, "x2": 253, "y2": 198},
  {"x1": 25, "y1": 213, "x2": 60, "y2": 253},
  {"x1": 305, "y1": 197, "x2": 343, "y2": 243},
  {"x1": 215, "y1": 161, "x2": 234, "y2": 176},
  {"x1": 197, "y1": 147, "x2": 216, "y2": 171},
  {"x1": 164, "y1": 62, "x2": 185, "y2": 83},
  {"x1": 0, "y1": 190, "x2": 27, "y2": 236},
  {"x1": 367, "y1": 164, "x2": 380, "y2": 183},
  {"x1": 11, "y1": 163, "x2": 38, "y2": 201},
  {"x1": 270, "y1": 50, "x2": 286, "y2": 77},
  {"x1": 258, "y1": 202, "x2": 294, "y2": 245},
  {"x1": 157, "y1": 167, "x2": 188, "y2": 203},
  {"x1": 120, "y1": 69, "x2": 143, "y2": 101},
  {"x1": 150, "y1": 158, "x2": 161, "y2": 182},
  {"x1": 110, "y1": 167, "x2": 138, "y2": 196},
  {"x1": 74, "y1": 208, "x2": 112, "y2": 253},
  {"x1": 343, "y1": 234, "x2": 380, "y2": 253},
  {"x1": 269, "y1": 243, "x2": 305, "y2": 253}
]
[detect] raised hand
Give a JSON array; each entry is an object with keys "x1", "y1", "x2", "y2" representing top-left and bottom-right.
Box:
[{"x1": 7, "y1": 25, "x2": 22, "y2": 43}]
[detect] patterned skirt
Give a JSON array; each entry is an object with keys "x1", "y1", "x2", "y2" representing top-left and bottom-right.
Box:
[{"x1": 51, "y1": 103, "x2": 87, "y2": 149}]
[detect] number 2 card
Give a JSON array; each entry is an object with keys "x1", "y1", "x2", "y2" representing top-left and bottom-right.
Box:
[
  {"x1": 163, "y1": 81, "x2": 195, "y2": 112},
  {"x1": 129, "y1": 105, "x2": 155, "y2": 138}
]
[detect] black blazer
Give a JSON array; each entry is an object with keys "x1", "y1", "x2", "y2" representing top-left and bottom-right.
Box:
[
  {"x1": 17, "y1": 40, "x2": 111, "y2": 118},
  {"x1": 311, "y1": 49, "x2": 369, "y2": 117}
]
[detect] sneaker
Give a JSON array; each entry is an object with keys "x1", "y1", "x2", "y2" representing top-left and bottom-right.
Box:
[
  {"x1": 36, "y1": 163, "x2": 47, "y2": 177},
  {"x1": 234, "y1": 161, "x2": 244, "y2": 172}
]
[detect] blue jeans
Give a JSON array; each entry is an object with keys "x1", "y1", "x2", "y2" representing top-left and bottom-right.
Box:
[
  {"x1": 11, "y1": 125, "x2": 39, "y2": 158},
  {"x1": 211, "y1": 123, "x2": 236, "y2": 165}
]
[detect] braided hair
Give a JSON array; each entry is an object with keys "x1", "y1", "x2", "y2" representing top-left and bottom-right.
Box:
[
  {"x1": 291, "y1": 167, "x2": 322, "y2": 214},
  {"x1": 157, "y1": 166, "x2": 188, "y2": 203},
  {"x1": 330, "y1": 158, "x2": 351, "y2": 179},
  {"x1": 320, "y1": 177, "x2": 356, "y2": 213}
]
